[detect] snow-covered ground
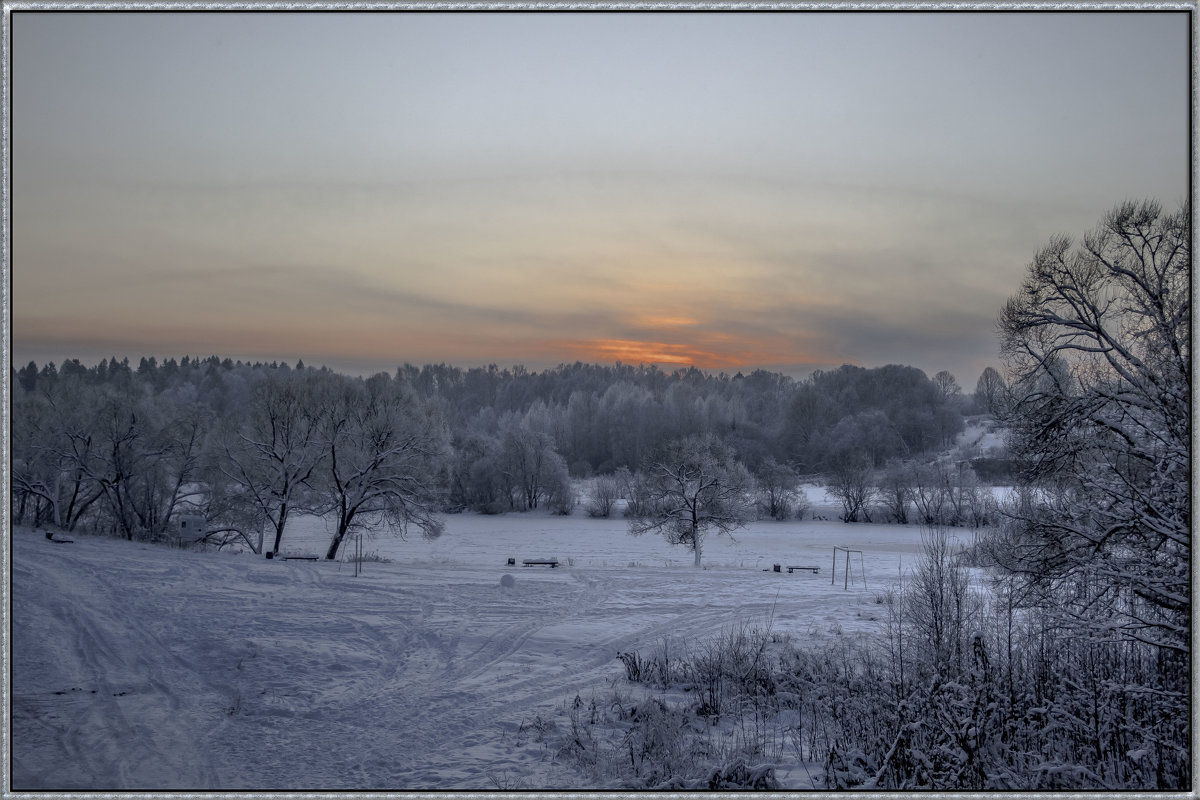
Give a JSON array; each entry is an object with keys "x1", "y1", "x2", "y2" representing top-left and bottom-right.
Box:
[
  {"x1": 11, "y1": 510, "x2": 967, "y2": 790},
  {"x1": 955, "y1": 416, "x2": 1007, "y2": 457}
]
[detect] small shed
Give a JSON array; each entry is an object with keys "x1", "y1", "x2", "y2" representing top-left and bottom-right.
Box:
[{"x1": 176, "y1": 514, "x2": 207, "y2": 538}]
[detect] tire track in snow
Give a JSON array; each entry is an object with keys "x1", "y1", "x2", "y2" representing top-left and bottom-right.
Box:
[
  {"x1": 14, "y1": 524, "x2": 855, "y2": 790},
  {"x1": 365, "y1": 565, "x2": 765, "y2": 780},
  {"x1": 13, "y1": 545, "x2": 223, "y2": 789}
]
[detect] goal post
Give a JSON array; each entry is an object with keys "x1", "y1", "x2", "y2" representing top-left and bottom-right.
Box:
[{"x1": 831, "y1": 546, "x2": 867, "y2": 590}]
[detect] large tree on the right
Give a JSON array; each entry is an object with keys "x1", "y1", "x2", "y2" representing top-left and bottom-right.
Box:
[{"x1": 996, "y1": 199, "x2": 1189, "y2": 783}]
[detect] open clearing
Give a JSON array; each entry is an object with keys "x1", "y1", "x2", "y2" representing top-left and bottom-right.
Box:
[{"x1": 11, "y1": 503, "x2": 964, "y2": 790}]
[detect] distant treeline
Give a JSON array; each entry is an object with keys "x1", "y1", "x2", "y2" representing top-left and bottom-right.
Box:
[
  {"x1": 11, "y1": 355, "x2": 991, "y2": 549},
  {"x1": 16, "y1": 355, "x2": 977, "y2": 470}
]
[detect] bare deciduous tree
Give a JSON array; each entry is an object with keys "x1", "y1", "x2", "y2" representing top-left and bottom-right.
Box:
[
  {"x1": 932, "y1": 370, "x2": 961, "y2": 404},
  {"x1": 878, "y1": 460, "x2": 913, "y2": 524},
  {"x1": 628, "y1": 435, "x2": 754, "y2": 567},
  {"x1": 314, "y1": 373, "x2": 451, "y2": 561},
  {"x1": 585, "y1": 474, "x2": 622, "y2": 518},
  {"x1": 991, "y1": 199, "x2": 1190, "y2": 783},
  {"x1": 753, "y1": 457, "x2": 800, "y2": 520},
  {"x1": 997, "y1": 198, "x2": 1189, "y2": 656},
  {"x1": 11, "y1": 378, "x2": 105, "y2": 535},
  {"x1": 974, "y1": 366, "x2": 1007, "y2": 416},
  {"x1": 216, "y1": 370, "x2": 324, "y2": 556},
  {"x1": 826, "y1": 455, "x2": 875, "y2": 523}
]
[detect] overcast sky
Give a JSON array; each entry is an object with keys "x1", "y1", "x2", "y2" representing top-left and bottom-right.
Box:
[{"x1": 11, "y1": 10, "x2": 1190, "y2": 384}]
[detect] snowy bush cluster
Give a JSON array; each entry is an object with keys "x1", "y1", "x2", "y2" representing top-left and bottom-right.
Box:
[{"x1": 849, "y1": 458, "x2": 1001, "y2": 527}]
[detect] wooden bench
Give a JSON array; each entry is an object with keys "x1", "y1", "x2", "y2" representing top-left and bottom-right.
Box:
[
  {"x1": 522, "y1": 559, "x2": 559, "y2": 568},
  {"x1": 787, "y1": 565, "x2": 820, "y2": 574},
  {"x1": 282, "y1": 555, "x2": 320, "y2": 561}
]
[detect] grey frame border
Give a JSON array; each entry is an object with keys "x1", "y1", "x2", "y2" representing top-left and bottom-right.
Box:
[{"x1": 0, "y1": 2, "x2": 1194, "y2": 799}]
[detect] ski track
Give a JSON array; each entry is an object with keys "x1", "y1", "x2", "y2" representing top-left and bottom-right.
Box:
[
  {"x1": 13, "y1": 543, "x2": 224, "y2": 789},
  {"x1": 11, "y1": 509, "x2": 921, "y2": 790}
]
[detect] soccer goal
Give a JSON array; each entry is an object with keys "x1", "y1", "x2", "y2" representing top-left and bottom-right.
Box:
[{"x1": 831, "y1": 546, "x2": 867, "y2": 590}]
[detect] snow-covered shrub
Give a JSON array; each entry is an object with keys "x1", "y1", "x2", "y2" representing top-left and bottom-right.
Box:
[
  {"x1": 584, "y1": 475, "x2": 621, "y2": 518},
  {"x1": 790, "y1": 488, "x2": 811, "y2": 520},
  {"x1": 550, "y1": 562, "x2": 1186, "y2": 791},
  {"x1": 546, "y1": 473, "x2": 576, "y2": 516},
  {"x1": 617, "y1": 651, "x2": 652, "y2": 684},
  {"x1": 878, "y1": 461, "x2": 913, "y2": 524},
  {"x1": 824, "y1": 744, "x2": 875, "y2": 789},
  {"x1": 344, "y1": 550, "x2": 391, "y2": 564},
  {"x1": 752, "y1": 458, "x2": 799, "y2": 520},
  {"x1": 617, "y1": 637, "x2": 686, "y2": 688},
  {"x1": 826, "y1": 457, "x2": 876, "y2": 523},
  {"x1": 706, "y1": 758, "x2": 779, "y2": 789},
  {"x1": 620, "y1": 471, "x2": 655, "y2": 519},
  {"x1": 687, "y1": 621, "x2": 776, "y2": 719},
  {"x1": 529, "y1": 690, "x2": 705, "y2": 789}
]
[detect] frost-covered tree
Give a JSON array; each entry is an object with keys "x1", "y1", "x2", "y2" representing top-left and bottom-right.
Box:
[
  {"x1": 932, "y1": 370, "x2": 961, "y2": 404},
  {"x1": 973, "y1": 366, "x2": 1007, "y2": 416},
  {"x1": 13, "y1": 371, "x2": 206, "y2": 540},
  {"x1": 216, "y1": 370, "x2": 324, "y2": 556},
  {"x1": 584, "y1": 473, "x2": 622, "y2": 518},
  {"x1": 826, "y1": 455, "x2": 875, "y2": 523},
  {"x1": 908, "y1": 461, "x2": 992, "y2": 529},
  {"x1": 447, "y1": 429, "x2": 507, "y2": 513},
  {"x1": 11, "y1": 377, "x2": 104, "y2": 535},
  {"x1": 85, "y1": 387, "x2": 166, "y2": 540},
  {"x1": 628, "y1": 435, "x2": 754, "y2": 567},
  {"x1": 497, "y1": 411, "x2": 570, "y2": 512},
  {"x1": 120, "y1": 393, "x2": 209, "y2": 539},
  {"x1": 996, "y1": 198, "x2": 1189, "y2": 655},
  {"x1": 313, "y1": 373, "x2": 450, "y2": 561},
  {"x1": 819, "y1": 409, "x2": 907, "y2": 470},
  {"x1": 17, "y1": 361, "x2": 38, "y2": 392},
  {"x1": 878, "y1": 460, "x2": 913, "y2": 524},
  {"x1": 991, "y1": 199, "x2": 1190, "y2": 785},
  {"x1": 753, "y1": 457, "x2": 800, "y2": 520}
]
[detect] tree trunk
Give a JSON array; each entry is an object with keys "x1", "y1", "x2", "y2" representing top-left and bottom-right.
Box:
[
  {"x1": 325, "y1": 530, "x2": 345, "y2": 561},
  {"x1": 324, "y1": 513, "x2": 350, "y2": 563},
  {"x1": 271, "y1": 504, "x2": 289, "y2": 555},
  {"x1": 325, "y1": 507, "x2": 355, "y2": 560}
]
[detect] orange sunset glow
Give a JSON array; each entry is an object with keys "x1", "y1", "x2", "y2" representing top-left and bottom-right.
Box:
[
  {"x1": 562, "y1": 335, "x2": 826, "y2": 373},
  {"x1": 568, "y1": 339, "x2": 741, "y2": 369}
]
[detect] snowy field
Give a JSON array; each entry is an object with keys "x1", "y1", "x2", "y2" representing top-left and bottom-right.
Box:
[{"x1": 11, "y1": 502, "x2": 972, "y2": 790}]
